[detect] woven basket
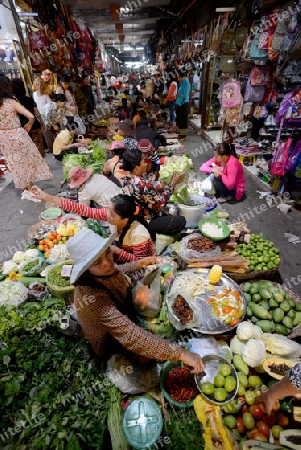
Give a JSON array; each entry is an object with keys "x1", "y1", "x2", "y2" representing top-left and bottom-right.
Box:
[
  {"x1": 28, "y1": 220, "x2": 57, "y2": 241},
  {"x1": 227, "y1": 261, "x2": 281, "y2": 283},
  {"x1": 240, "y1": 279, "x2": 301, "y2": 339}
]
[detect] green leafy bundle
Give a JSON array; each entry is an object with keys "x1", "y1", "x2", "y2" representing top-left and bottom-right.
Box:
[{"x1": 0, "y1": 299, "x2": 112, "y2": 449}]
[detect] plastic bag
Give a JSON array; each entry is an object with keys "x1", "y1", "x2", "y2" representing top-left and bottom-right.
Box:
[
  {"x1": 19, "y1": 257, "x2": 44, "y2": 277},
  {"x1": 166, "y1": 290, "x2": 200, "y2": 331},
  {"x1": 180, "y1": 233, "x2": 221, "y2": 261},
  {"x1": 201, "y1": 174, "x2": 216, "y2": 195},
  {"x1": 28, "y1": 282, "x2": 49, "y2": 301},
  {"x1": 105, "y1": 353, "x2": 160, "y2": 394},
  {"x1": 132, "y1": 268, "x2": 161, "y2": 318}
]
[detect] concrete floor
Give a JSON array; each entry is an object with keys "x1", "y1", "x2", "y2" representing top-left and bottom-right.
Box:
[{"x1": 1, "y1": 130, "x2": 301, "y2": 296}]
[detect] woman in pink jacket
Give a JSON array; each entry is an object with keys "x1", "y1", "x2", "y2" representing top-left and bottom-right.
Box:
[{"x1": 200, "y1": 142, "x2": 246, "y2": 203}]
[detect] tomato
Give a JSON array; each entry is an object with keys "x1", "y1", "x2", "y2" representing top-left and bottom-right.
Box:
[
  {"x1": 241, "y1": 404, "x2": 249, "y2": 414},
  {"x1": 276, "y1": 412, "x2": 289, "y2": 427},
  {"x1": 246, "y1": 430, "x2": 255, "y2": 439},
  {"x1": 249, "y1": 404, "x2": 264, "y2": 420},
  {"x1": 271, "y1": 425, "x2": 284, "y2": 439},
  {"x1": 44, "y1": 252, "x2": 50, "y2": 259},
  {"x1": 56, "y1": 234, "x2": 62, "y2": 241},
  {"x1": 52, "y1": 239, "x2": 58, "y2": 245},
  {"x1": 251, "y1": 432, "x2": 268, "y2": 442},
  {"x1": 39, "y1": 239, "x2": 45, "y2": 245},
  {"x1": 236, "y1": 417, "x2": 245, "y2": 434},
  {"x1": 38, "y1": 245, "x2": 45, "y2": 251},
  {"x1": 256, "y1": 421, "x2": 270, "y2": 438},
  {"x1": 262, "y1": 412, "x2": 276, "y2": 426}
]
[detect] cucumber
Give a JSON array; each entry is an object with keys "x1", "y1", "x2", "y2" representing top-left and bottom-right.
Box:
[
  {"x1": 256, "y1": 320, "x2": 275, "y2": 333},
  {"x1": 18, "y1": 277, "x2": 46, "y2": 287}
]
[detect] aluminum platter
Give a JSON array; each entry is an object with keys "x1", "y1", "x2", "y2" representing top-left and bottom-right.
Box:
[{"x1": 166, "y1": 268, "x2": 246, "y2": 334}]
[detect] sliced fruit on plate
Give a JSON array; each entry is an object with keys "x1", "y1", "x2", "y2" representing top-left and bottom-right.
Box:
[
  {"x1": 263, "y1": 358, "x2": 299, "y2": 380},
  {"x1": 280, "y1": 429, "x2": 301, "y2": 450}
]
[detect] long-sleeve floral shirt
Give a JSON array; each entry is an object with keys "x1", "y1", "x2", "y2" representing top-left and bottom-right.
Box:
[
  {"x1": 41, "y1": 102, "x2": 66, "y2": 130},
  {"x1": 121, "y1": 174, "x2": 173, "y2": 220}
]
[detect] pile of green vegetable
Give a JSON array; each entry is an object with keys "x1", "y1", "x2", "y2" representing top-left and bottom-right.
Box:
[
  {"x1": 47, "y1": 265, "x2": 71, "y2": 287},
  {"x1": 0, "y1": 298, "x2": 116, "y2": 449},
  {"x1": 62, "y1": 139, "x2": 106, "y2": 180},
  {"x1": 243, "y1": 280, "x2": 301, "y2": 335},
  {"x1": 237, "y1": 235, "x2": 280, "y2": 271},
  {"x1": 85, "y1": 219, "x2": 110, "y2": 237},
  {"x1": 164, "y1": 406, "x2": 204, "y2": 450}
]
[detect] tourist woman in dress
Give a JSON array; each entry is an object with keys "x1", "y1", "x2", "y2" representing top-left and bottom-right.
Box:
[{"x1": 0, "y1": 75, "x2": 52, "y2": 191}]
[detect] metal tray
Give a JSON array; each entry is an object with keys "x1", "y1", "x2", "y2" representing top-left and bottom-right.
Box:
[
  {"x1": 166, "y1": 268, "x2": 246, "y2": 334},
  {"x1": 194, "y1": 354, "x2": 238, "y2": 405}
]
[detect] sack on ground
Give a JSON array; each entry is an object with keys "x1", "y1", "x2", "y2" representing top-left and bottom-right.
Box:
[{"x1": 105, "y1": 353, "x2": 160, "y2": 394}]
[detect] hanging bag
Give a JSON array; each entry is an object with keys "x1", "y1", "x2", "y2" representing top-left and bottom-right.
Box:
[
  {"x1": 28, "y1": 25, "x2": 48, "y2": 51},
  {"x1": 270, "y1": 119, "x2": 291, "y2": 177},
  {"x1": 249, "y1": 33, "x2": 268, "y2": 59},
  {"x1": 244, "y1": 76, "x2": 265, "y2": 103},
  {"x1": 235, "y1": 25, "x2": 249, "y2": 49},
  {"x1": 219, "y1": 54, "x2": 236, "y2": 73},
  {"x1": 219, "y1": 19, "x2": 236, "y2": 55},
  {"x1": 221, "y1": 80, "x2": 243, "y2": 108},
  {"x1": 210, "y1": 16, "x2": 221, "y2": 53},
  {"x1": 250, "y1": 66, "x2": 270, "y2": 86}
]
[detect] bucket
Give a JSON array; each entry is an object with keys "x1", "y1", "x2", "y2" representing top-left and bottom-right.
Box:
[{"x1": 178, "y1": 193, "x2": 205, "y2": 228}]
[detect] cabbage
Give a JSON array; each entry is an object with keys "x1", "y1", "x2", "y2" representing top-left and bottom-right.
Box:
[
  {"x1": 24, "y1": 249, "x2": 39, "y2": 259},
  {"x1": 242, "y1": 339, "x2": 266, "y2": 368},
  {"x1": 2, "y1": 260, "x2": 18, "y2": 275},
  {"x1": 160, "y1": 155, "x2": 192, "y2": 184},
  {"x1": 12, "y1": 251, "x2": 28, "y2": 264},
  {"x1": 236, "y1": 322, "x2": 255, "y2": 340},
  {"x1": 230, "y1": 335, "x2": 246, "y2": 355}
]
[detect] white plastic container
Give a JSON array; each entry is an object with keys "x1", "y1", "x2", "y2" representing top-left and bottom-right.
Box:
[{"x1": 178, "y1": 193, "x2": 205, "y2": 228}]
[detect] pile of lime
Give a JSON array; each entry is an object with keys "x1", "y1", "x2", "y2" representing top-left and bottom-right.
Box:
[
  {"x1": 237, "y1": 235, "x2": 280, "y2": 272},
  {"x1": 201, "y1": 363, "x2": 237, "y2": 403}
]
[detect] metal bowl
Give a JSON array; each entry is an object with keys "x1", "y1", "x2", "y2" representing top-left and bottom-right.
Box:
[{"x1": 194, "y1": 354, "x2": 238, "y2": 406}]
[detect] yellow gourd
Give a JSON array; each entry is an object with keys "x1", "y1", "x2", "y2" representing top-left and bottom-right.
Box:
[
  {"x1": 194, "y1": 395, "x2": 235, "y2": 450},
  {"x1": 208, "y1": 265, "x2": 223, "y2": 284}
]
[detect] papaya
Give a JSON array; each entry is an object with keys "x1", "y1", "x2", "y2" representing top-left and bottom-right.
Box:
[{"x1": 256, "y1": 320, "x2": 275, "y2": 333}]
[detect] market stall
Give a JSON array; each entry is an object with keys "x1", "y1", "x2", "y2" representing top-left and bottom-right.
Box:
[{"x1": 1, "y1": 152, "x2": 301, "y2": 449}]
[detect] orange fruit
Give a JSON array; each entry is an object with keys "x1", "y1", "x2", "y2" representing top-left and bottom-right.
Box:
[
  {"x1": 44, "y1": 252, "x2": 50, "y2": 259},
  {"x1": 39, "y1": 245, "x2": 45, "y2": 251},
  {"x1": 47, "y1": 232, "x2": 52, "y2": 238},
  {"x1": 48, "y1": 241, "x2": 54, "y2": 249},
  {"x1": 56, "y1": 234, "x2": 62, "y2": 241},
  {"x1": 39, "y1": 239, "x2": 45, "y2": 245},
  {"x1": 52, "y1": 239, "x2": 58, "y2": 244}
]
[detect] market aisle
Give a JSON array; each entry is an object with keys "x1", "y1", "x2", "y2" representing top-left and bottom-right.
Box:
[
  {"x1": 1, "y1": 132, "x2": 301, "y2": 295},
  {"x1": 184, "y1": 131, "x2": 301, "y2": 296},
  {"x1": 0, "y1": 154, "x2": 63, "y2": 263}
]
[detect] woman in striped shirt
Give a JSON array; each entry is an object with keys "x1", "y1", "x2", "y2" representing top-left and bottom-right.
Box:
[{"x1": 31, "y1": 188, "x2": 154, "y2": 263}]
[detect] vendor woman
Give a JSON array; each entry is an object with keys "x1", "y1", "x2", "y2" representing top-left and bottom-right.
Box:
[
  {"x1": 199, "y1": 142, "x2": 246, "y2": 203},
  {"x1": 66, "y1": 228, "x2": 204, "y2": 372},
  {"x1": 31, "y1": 186, "x2": 155, "y2": 263}
]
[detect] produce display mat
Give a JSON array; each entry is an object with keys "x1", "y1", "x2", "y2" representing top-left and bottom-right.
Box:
[{"x1": 166, "y1": 268, "x2": 246, "y2": 334}]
